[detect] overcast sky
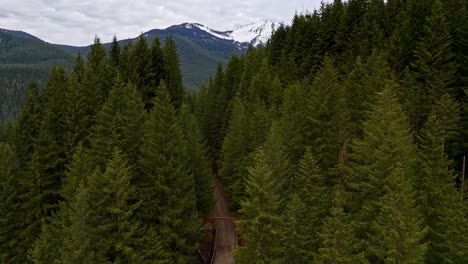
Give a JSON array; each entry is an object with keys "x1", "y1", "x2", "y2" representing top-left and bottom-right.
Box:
[{"x1": 0, "y1": 0, "x2": 325, "y2": 46}]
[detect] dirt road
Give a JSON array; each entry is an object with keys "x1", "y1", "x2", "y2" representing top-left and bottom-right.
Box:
[{"x1": 210, "y1": 179, "x2": 236, "y2": 264}]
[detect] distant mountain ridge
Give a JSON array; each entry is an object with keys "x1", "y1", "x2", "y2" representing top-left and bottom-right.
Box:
[
  {"x1": 0, "y1": 20, "x2": 279, "y2": 122},
  {"x1": 52, "y1": 19, "x2": 280, "y2": 89}
]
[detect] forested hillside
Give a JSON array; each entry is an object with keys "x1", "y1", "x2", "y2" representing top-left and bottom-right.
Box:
[
  {"x1": 0, "y1": 34, "x2": 214, "y2": 263},
  {"x1": 196, "y1": 0, "x2": 468, "y2": 263},
  {"x1": 0, "y1": 29, "x2": 75, "y2": 123},
  {"x1": 0, "y1": 0, "x2": 467, "y2": 263}
]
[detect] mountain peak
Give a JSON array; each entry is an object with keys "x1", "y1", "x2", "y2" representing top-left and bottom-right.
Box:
[
  {"x1": 227, "y1": 20, "x2": 279, "y2": 46},
  {"x1": 170, "y1": 20, "x2": 279, "y2": 47}
]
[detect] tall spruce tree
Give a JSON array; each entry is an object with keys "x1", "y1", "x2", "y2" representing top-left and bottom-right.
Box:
[
  {"x1": 316, "y1": 189, "x2": 367, "y2": 264},
  {"x1": 418, "y1": 98, "x2": 468, "y2": 263},
  {"x1": 367, "y1": 165, "x2": 427, "y2": 263},
  {"x1": 89, "y1": 77, "x2": 146, "y2": 169},
  {"x1": 163, "y1": 36, "x2": 184, "y2": 110},
  {"x1": 349, "y1": 83, "x2": 418, "y2": 240},
  {"x1": 0, "y1": 143, "x2": 22, "y2": 263},
  {"x1": 235, "y1": 148, "x2": 282, "y2": 263},
  {"x1": 138, "y1": 83, "x2": 197, "y2": 263}
]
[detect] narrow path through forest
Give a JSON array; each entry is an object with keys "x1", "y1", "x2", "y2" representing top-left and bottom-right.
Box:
[{"x1": 210, "y1": 178, "x2": 236, "y2": 264}]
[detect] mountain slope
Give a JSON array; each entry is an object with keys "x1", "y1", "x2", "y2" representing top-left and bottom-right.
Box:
[
  {"x1": 0, "y1": 29, "x2": 74, "y2": 123},
  {"x1": 0, "y1": 20, "x2": 278, "y2": 123}
]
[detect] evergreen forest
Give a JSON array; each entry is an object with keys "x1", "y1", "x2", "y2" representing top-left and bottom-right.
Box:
[{"x1": 1, "y1": 0, "x2": 468, "y2": 263}]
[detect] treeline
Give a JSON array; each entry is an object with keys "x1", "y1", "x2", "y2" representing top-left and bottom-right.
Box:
[
  {"x1": 195, "y1": 0, "x2": 468, "y2": 263},
  {"x1": 0, "y1": 34, "x2": 213, "y2": 263}
]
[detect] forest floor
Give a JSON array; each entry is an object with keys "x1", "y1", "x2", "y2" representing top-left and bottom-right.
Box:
[{"x1": 211, "y1": 178, "x2": 236, "y2": 264}]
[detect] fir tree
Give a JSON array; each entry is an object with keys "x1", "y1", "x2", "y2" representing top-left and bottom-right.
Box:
[
  {"x1": 349, "y1": 83, "x2": 417, "y2": 239},
  {"x1": 367, "y1": 165, "x2": 427, "y2": 263},
  {"x1": 419, "y1": 100, "x2": 468, "y2": 263},
  {"x1": 14, "y1": 81, "x2": 42, "y2": 168},
  {"x1": 163, "y1": 36, "x2": 184, "y2": 110},
  {"x1": 0, "y1": 143, "x2": 22, "y2": 262},
  {"x1": 89, "y1": 77, "x2": 146, "y2": 169},
  {"x1": 235, "y1": 148, "x2": 282, "y2": 264},
  {"x1": 179, "y1": 105, "x2": 214, "y2": 214},
  {"x1": 316, "y1": 188, "x2": 367, "y2": 264},
  {"x1": 406, "y1": 0, "x2": 456, "y2": 130},
  {"x1": 138, "y1": 83, "x2": 197, "y2": 263}
]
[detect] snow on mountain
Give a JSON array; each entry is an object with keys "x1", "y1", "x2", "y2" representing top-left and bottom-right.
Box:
[
  {"x1": 225, "y1": 20, "x2": 279, "y2": 46},
  {"x1": 177, "y1": 20, "x2": 279, "y2": 47}
]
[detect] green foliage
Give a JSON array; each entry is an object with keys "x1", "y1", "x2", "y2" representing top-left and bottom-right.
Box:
[
  {"x1": 0, "y1": 143, "x2": 22, "y2": 262},
  {"x1": 349, "y1": 84, "x2": 417, "y2": 239},
  {"x1": 89, "y1": 78, "x2": 146, "y2": 168},
  {"x1": 138, "y1": 84, "x2": 197, "y2": 263},
  {"x1": 367, "y1": 166, "x2": 427, "y2": 263},
  {"x1": 163, "y1": 36, "x2": 185, "y2": 110},
  {"x1": 316, "y1": 189, "x2": 367, "y2": 264},
  {"x1": 235, "y1": 148, "x2": 282, "y2": 264}
]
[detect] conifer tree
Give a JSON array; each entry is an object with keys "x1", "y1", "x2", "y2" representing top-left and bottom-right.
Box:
[
  {"x1": 89, "y1": 78, "x2": 146, "y2": 168},
  {"x1": 138, "y1": 83, "x2": 197, "y2": 263},
  {"x1": 163, "y1": 36, "x2": 184, "y2": 110},
  {"x1": 81, "y1": 37, "x2": 113, "y2": 122},
  {"x1": 0, "y1": 143, "x2": 22, "y2": 262},
  {"x1": 305, "y1": 58, "x2": 349, "y2": 170},
  {"x1": 72, "y1": 52, "x2": 86, "y2": 83},
  {"x1": 96, "y1": 149, "x2": 143, "y2": 263},
  {"x1": 235, "y1": 148, "x2": 282, "y2": 263},
  {"x1": 61, "y1": 182, "x2": 105, "y2": 264},
  {"x1": 35, "y1": 66, "x2": 69, "y2": 215},
  {"x1": 280, "y1": 82, "x2": 309, "y2": 163},
  {"x1": 316, "y1": 188, "x2": 367, "y2": 264},
  {"x1": 109, "y1": 35, "x2": 121, "y2": 68},
  {"x1": 179, "y1": 104, "x2": 214, "y2": 214},
  {"x1": 406, "y1": 0, "x2": 456, "y2": 129},
  {"x1": 418, "y1": 100, "x2": 468, "y2": 263},
  {"x1": 349, "y1": 83, "x2": 417, "y2": 239},
  {"x1": 145, "y1": 36, "x2": 166, "y2": 110},
  {"x1": 367, "y1": 166, "x2": 427, "y2": 263},
  {"x1": 129, "y1": 35, "x2": 151, "y2": 101},
  {"x1": 262, "y1": 122, "x2": 291, "y2": 200},
  {"x1": 14, "y1": 81, "x2": 42, "y2": 168},
  {"x1": 64, "y1": 60, "x2": 92, "y2": 156}
]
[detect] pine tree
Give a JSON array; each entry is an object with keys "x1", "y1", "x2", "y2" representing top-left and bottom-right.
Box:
[
  {"x1": 179, "y1": 105, "x2": 214, "y2": 214},
  {"x1": 89, "y1": 78, "x2": 146, "y2": 169},
  {"x1": 262, "y1": 122, "x2": 291, "y2": 201},
  {"x1": 109, "y1": 35, "x2": 121, "y2": 68},
  {"x1": 72, "y1": 52, "x2": 86, "y2": 83},
  {"x1": 137, "y1": 83, "x2": 197, "y2": 263},
  {"x1": 129, "y1": 34, "x2": 151, "y2": 103},
  {"x1": 35, "y1": 66, "x2": 69, "y2": 215},
  {"x1": 235, "y1": 148, "x2": 282, "y2": 264},
  {"x1": 64, "y1": 57, "x2": 92, "y2": 156},
  {"x1": 81, "y1": 37, "x2": 113, "y2": 123},
  {"x1": 305, "y1": 58, "x2": 349, "y2": 170},
  {"x1": 163, "y1": 36, "x2": 184, "y2": 110},
  {"x1": 316, "y1": 188, "x2": 367, "y2": 264},
  {"x1": 97, "y1": 148, "x2": 143, "y2": 263},
  {"x1": 61, "y1": 182, "x2": 106, "y2": 264},
  {"x1": 349, "y1": 83, "x2": 418, "y2": 239},
  {"x1": 367, "y1": 165, "x2": 427, "y2": 263},
  {"x1": 0, "y1": 143, "x2": 22, "y2": 262},
  {"x1": 280, "y1": 82, "x2": 309, "y2": 164},
  {"x1": 418, "y1": 100, "x2": 468, "y2": 263},
  {"x1": 14, "y1": 81, "x2": 42, "y2": 168},
  {"x1": 406, "y1": 0, "x2": 456, "y2": 130},
  {"x1": 145, "y1": 36, "x2": 166, "y2": 110}
]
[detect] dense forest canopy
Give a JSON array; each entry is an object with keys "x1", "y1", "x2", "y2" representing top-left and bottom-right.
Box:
[{"x1": 1, "y1": 0, "x2": 468, "y2": 263}]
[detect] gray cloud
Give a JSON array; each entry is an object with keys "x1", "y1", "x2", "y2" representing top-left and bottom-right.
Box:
[{"x1": 0, "y1": 0, "x2": 324, "y2": 45}]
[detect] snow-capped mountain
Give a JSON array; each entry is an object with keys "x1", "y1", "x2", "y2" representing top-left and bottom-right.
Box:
[
  {"x1": 225, "y1": 20, "x2": 279, "y2": 46},
  {"x1": 177, "y1": 19, "x2": 280, "y2": 47}
]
